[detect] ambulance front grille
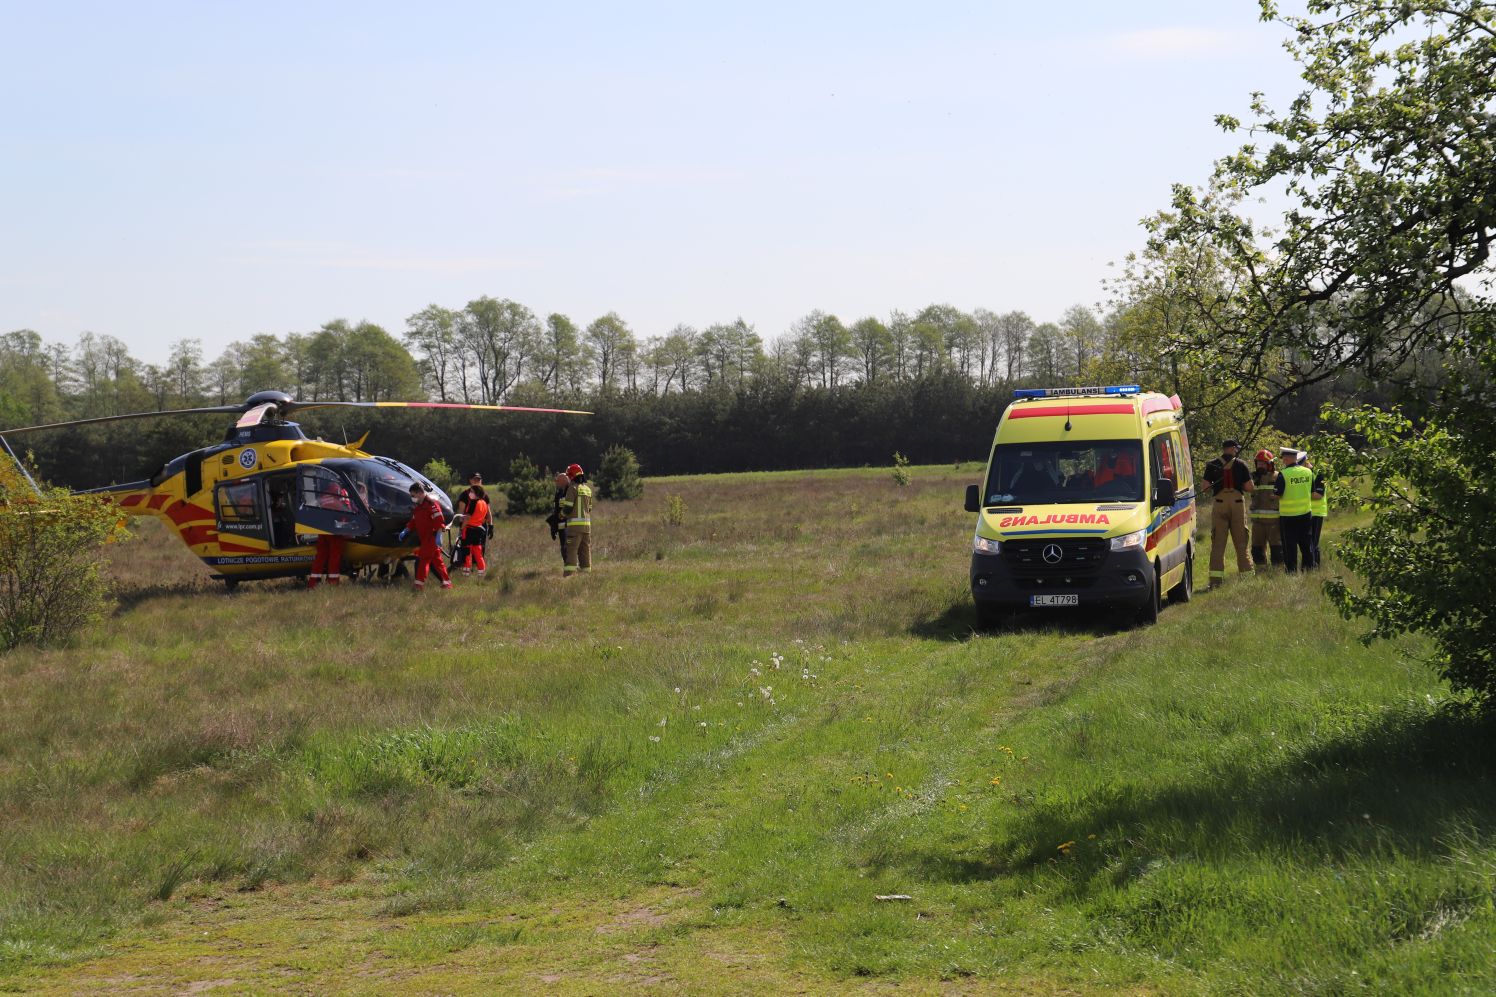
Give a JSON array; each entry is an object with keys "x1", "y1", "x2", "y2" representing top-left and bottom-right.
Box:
[{"x1": 1001, "y1": 538, "x2": 1108, "y2": 575}]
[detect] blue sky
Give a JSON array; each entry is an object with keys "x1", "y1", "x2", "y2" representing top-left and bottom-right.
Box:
[{"x1": 0, "y1": 2, "x2": 1304, "y2": 363}]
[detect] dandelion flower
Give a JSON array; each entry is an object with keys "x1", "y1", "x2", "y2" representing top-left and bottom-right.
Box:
[
  {"x1": 990, "y1": 777, "x2": 1002, "y2": 786},
  {"x1": 648, "y1": 736, "x2": 661, "y2": 743}
]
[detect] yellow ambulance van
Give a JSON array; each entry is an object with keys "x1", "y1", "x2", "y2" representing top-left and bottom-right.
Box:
[{"x1": 963, "y1": 385, "x2": 1196, "y2": 625}]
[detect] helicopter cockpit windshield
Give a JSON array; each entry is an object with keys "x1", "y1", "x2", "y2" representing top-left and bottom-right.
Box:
[{"x1": 322, "y1": 458, "x2": 448, "y2": 520}]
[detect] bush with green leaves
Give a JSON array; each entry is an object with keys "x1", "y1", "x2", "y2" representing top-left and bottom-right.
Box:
[
  {"x1": 596, "y1": 445, "x2": 643, "y2": 500},
  {"x1": 420, "y1": 457, "x2": 457, "y2": 491},
  {"x1": 1, "y1": 461, "x2": 129, "y2": 650},
  {"x1": 891, "y1": 452, "x2": 910, "y2": 487},
  {"x1": 1142, "y1": 1, "x2": 1496, "y2": 710},
  {"x1": 502, "y1": 454, "x2": 554, "y2": 516},
  {"x1": 1322, "y1": 400, "x2": 1496, "y2": 708}
]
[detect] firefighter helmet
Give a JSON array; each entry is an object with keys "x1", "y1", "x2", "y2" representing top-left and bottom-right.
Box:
[
  {"x1": 1254, "y1": 448, "x2": 1274, "y2": 464},
  {"x1": 566, "y1": 463, "x2": 584, "y2": 478}
]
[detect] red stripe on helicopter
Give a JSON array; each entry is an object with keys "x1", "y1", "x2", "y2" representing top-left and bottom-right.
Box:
[
  {"x1": 1008, "y1": 404, "x2": 1135, "y2": 419},
  {"x1": 161, "y1": 500, "x2": 213, "y2": 526}
]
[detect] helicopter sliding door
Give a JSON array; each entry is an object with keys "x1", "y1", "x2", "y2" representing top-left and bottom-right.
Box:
[{"x1": 293, "y1": 465, "x2": 371, "y2": 540}]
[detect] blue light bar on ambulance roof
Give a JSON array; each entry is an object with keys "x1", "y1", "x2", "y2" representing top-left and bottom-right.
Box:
[{"x1": 1011, "y1": 385, "x2": 1141, "y2": 399}]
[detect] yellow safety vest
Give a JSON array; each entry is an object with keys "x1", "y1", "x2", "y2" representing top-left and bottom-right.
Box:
[
  {"x1": 1279, "y1": 465, "x2": 1314, "y2": 517},
  {"x1": 1309, "y1": 480, "x2": 1328, "y2": 518},
  {"x1": 562, "y1": 482, "x2": 592, "y2": 530}
]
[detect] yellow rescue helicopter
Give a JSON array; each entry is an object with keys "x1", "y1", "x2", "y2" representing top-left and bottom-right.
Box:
[{"x1": 0, "y1": 391, "x2": 589, "y2": 589}]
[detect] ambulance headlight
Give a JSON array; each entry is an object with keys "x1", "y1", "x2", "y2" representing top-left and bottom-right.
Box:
[
  {"x1": 1109, "y1": 529, "x2": 1146, "y2": 552},
  {"x1": 973, "y1": 535, "x2": 1002, "y2": 554}
]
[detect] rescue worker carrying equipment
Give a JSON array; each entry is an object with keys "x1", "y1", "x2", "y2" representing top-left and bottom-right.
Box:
[
  {"x1": 457, "y1": 484, "x2": 490, "y2": 577},
  {"x1": 1274, "y1": 447, "x2": 1325, "y2": 573},
  {"x1": 545, "y1": 471, "x2": 571, "y2": 562},
  {"x1": 308, "y1": 478, "x2": 354, "y2": 588},
  {"x1": 1249, "y1": 448, "x2": 1283, "y2": 572},
  {"x1": 560, "y1": 463, "x2": 593, "y2": 576},
  {"x1": 399, "y1": 483, "x2": 452, "y2": 589},
  {"x1": 1202, "y1": 438, "x2": 1254, "y2": 588}
]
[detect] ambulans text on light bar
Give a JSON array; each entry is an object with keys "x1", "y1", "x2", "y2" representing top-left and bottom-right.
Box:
[{"x1": 1011, "y1": 385, "x2": 1141, "y2": 399}]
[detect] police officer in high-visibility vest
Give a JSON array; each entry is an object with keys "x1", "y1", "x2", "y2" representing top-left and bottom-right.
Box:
[
  {"x1": 1202, "y1": 438, "x2": 1255, "y2": 588},
  {"x1": 559, "y1": 462, "x2": 593, "y2": 576},
  {"x1": 1274, "y1": 447, "x2": 1325, "y2": 572},
  {"x1": 1303, "y1": 452, "x2": 1329, "y2": 565},
  {"x1": 1248, "y1": 448, "x2": 1283, "y2": 572}
]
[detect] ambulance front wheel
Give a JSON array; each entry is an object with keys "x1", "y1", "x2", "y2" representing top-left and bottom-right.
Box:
[
  {"x1": 1136, "y1": 561, "x2": 1161, "y2": 626},
  {"x1": 974, "y1": 600, "x2": 1006, "y2": 631},
  {"x1": 1169, "y1": 544, "x2": 1194, "y2": 604}
]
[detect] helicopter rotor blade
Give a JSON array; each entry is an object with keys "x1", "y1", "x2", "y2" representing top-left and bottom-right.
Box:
[
  {"x1": 0, "y1": 434, "x2": 44, "y2": 497},
  {"x1": 0, "y1": 404, "x2": 249, "y2": 436},
  {"x1": 285, "y1": 400, "x2": 594, "y2": 416}
]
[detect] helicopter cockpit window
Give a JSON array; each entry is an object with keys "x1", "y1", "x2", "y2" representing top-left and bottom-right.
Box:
[
  {"x1": 323, "y1": 459, "x2": 419, "y2": 517},
  {"x1": 215, "y1": 480, "x2": 266, "y2": 538},
  {"x1": 297, "y1": 465, "x2": 357, "y2": 514}
]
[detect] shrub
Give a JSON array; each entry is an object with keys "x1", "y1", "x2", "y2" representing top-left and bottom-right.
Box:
[
  {"x1": 596, "y1": 445, "x2": 643, "y2": 500},
  {"x1": 503, "y1": 454, "x2": 553, "y2": 516},
  {"x1": 0, "y1": 460, "x2": 129, "y2": 651},
  {"x1": 663, "y1": 494, "x2": 686, "y2": 527},
  {"x1": 891, "y1": 452, "x2": 911, "y2": 487},
  {"x1": 421, "y1": 458, "x2": 457, "y2": 491}
]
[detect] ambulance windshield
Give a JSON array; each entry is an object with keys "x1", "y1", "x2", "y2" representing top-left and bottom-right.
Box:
[{"x1": 984, "y1": 440, "x2": 1144, "y2": 505}]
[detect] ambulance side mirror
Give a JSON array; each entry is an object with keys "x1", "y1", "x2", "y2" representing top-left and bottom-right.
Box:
[
  {"x1": 964, "y1": 484, "x2": 980, "y2": 513},
  {"x1": 1153, "y1": 478, "x2": 1177, "y2": 508}
]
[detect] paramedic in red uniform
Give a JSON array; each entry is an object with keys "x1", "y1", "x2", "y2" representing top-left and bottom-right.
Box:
[
  {"x1": 307, "y1": 478, "x2": 353, "y2": 589},
  {"x1": 400, "y1": 483, "x2": 452, "y2": 590}
]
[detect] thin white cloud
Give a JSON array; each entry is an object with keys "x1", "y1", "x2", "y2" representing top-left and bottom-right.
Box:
[
  {"x1": 310, "y1": 256, "x2": 531, "y2": 273},
  {"x1": 227, "y1": 242, "x2": 532, "y2": 273},
  {"x1": 1101, "y1": 27, "x2": 1243, "y2": 60}
]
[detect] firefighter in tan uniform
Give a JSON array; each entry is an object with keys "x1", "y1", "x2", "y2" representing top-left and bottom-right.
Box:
[
  {"x1": 560, "y1": 462, "x2": 593, "y2": 576},
  {"x1": 1248, "y1": 448, "x2": 1282, "y2": 572},
  {"x1": 1202, "y1": 438, "x2": 1254, "y2": 588}
]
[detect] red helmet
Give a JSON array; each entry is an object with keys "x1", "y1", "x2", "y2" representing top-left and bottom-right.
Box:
[
  {"x1": 566, "y1": 463, "x2": 584, "y2": 478},
  {"x1": 1254, "y1": 449, "x2": 1274, "y2": 464}
]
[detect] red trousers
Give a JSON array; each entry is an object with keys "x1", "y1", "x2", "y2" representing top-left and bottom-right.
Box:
[
  {"x1": 308, "y1": 535, "x2": 344, "y2": 588},
  {"x1": 461, "y1": 526, "x2": 487, "y2": 573},
  {"x1": 414, "y1": 541, "x2": 450, "y2": 587}
]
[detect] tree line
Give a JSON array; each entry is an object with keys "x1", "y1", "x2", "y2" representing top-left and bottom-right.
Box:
[{"x1": 0, "y1": 298, "x2": 1204, "y2": 485}]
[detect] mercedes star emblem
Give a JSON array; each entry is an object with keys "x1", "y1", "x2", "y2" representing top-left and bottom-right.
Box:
[{"x1": 1042, "y1": 543, "x2": 1063, "y2": 564}]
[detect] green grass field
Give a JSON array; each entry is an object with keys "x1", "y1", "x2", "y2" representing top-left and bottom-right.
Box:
[{"x1": 2, "y1": 464, "x2": 1493, "y2": 995}]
